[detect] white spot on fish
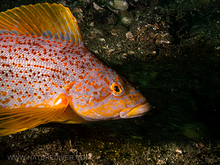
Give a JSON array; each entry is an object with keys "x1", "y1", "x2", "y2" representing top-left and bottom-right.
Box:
[{"x1": 55, "y1": 98, "x2": 62, "y2": 105}]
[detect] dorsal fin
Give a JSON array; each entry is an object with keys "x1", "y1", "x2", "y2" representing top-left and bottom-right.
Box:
[{"x1": 0, "y1": 3, "x2": 82, "y2": 44}]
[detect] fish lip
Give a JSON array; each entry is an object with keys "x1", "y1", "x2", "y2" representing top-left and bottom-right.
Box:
[{"x1": 119, "y1": 102, "x2": 150, "y2": 118}]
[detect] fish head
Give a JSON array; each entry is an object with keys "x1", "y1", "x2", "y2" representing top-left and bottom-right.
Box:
[
  {"x1": 106, "y1": 77, "x2": 150, "y2": 119},
  {"x1": 67, "y1": 71, "x2": 150, "y2": 121}
]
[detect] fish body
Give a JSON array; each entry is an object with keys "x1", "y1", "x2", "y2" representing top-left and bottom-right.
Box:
[{"x1": 0, "y1": 3, "x2": 150, "y2": 136}]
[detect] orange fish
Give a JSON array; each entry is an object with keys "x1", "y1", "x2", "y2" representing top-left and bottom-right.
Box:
[{"x1": 0, "y1": 3, "x2": 150, "y2": 136}]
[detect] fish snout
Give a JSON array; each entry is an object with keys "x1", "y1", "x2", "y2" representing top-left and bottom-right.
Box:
[{"x1": 119, "y1": 103, "x2": 150, "y2": 118}]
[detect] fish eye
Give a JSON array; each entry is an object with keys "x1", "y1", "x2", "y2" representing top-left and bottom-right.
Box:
[
  {"x1": 110, "y1": 81, "x2": 124, "y2": 96},
  {"x1": 114, "y1": 85, "x2": 120, "y2": 92}
]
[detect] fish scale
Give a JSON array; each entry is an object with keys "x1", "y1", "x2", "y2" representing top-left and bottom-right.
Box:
[
  {"x1": 0, "y1": 3, "x2": 150, "y2": 136},
  {"x1": 0, "y1": 34, "x2": 109, "y2": 108}
]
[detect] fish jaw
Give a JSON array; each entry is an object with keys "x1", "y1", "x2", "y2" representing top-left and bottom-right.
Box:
[{"x1": 119, "y1": 102, "x2": 150, "y2": 118}]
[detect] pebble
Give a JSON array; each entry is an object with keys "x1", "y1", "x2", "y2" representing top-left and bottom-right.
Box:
[
  {"x1": 93, "y1": 2, "x2": 104, "y2": 11},
  {"x1": 128, "y1": 50, "x2": 135, "y2": 55},
  {"x1": 88, "y1": 153, "x2": 93, "y2": 159},
  {"x1": 126, "y1": 31, "x2": 134, "y2": 40},
  {"x1": 176, "y1": 149, "x2": 182, "y2": 154},
  {"x1": 107, "y1": 0, "x2": 129, "y2": 11},
  {"x1": 99, "y1": 38, "x2": 106, "y2": 42},
  {"x1": 117, "y1": 10, "x2": 133, "y2": 25},
  {"x1": 72, "y1": 7, "x2": 83, "y2": 13}
]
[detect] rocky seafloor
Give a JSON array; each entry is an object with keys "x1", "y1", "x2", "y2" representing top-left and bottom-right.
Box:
[{"x1": 0, "y1": 0, "x2": 220, "y2": 164}]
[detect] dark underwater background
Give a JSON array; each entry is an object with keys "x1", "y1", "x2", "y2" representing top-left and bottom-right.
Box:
[{"x1": 0, "y1": 0, "x2": 220, "y2": 164}]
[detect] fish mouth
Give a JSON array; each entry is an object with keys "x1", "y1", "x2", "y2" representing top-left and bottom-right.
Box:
[{"x1": 119, "y1": 103, "x2": 150, "y2": 118}]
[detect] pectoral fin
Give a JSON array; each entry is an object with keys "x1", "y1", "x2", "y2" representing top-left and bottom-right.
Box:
[
  {"x1": 0, "y1": 93, "x2": 69, "y2": 136},
  {"x1": 52, "y1": 105, "x2": 87, "y2": 124}
]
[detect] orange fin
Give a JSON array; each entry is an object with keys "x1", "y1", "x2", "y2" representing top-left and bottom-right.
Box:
[
  {"x1": 0, "y1": 3, "x2": 82, "y2": 43},
  {"x1": 0, "y1": 106, "x2": 66, "y2": 136},
  {"x1": 52, "y1": 105, "x2": 87, "y2": 124},
  {"x1": 0, "y1": 93, "x2": 69, "y2": 136}
]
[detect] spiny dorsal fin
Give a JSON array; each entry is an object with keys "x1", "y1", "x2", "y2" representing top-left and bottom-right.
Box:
[{"x1": 0, "y1": 3, "x2": 82, "y2": 43}]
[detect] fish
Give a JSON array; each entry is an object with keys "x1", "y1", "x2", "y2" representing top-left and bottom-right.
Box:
[{"x1": 0, "y1": 3, "x2": 150, "y2": 136}]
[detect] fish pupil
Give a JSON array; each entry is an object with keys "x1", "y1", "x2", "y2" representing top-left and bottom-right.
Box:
[{"x1": 114, "y1": 85, "x2": 120, "y2": 92}]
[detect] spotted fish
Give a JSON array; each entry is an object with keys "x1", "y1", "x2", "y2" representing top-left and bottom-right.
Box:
[{"x1": 0, "y1": 3, "x2": 150, "y2": 136}]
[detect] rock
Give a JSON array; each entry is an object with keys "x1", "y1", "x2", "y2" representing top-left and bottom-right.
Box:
[
  {"x1": 106, "y1": 0, "x2": 129, "y2": 11},
  {"x1": 126, "y1": 31, "x2": 134, "y2": 40}
]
